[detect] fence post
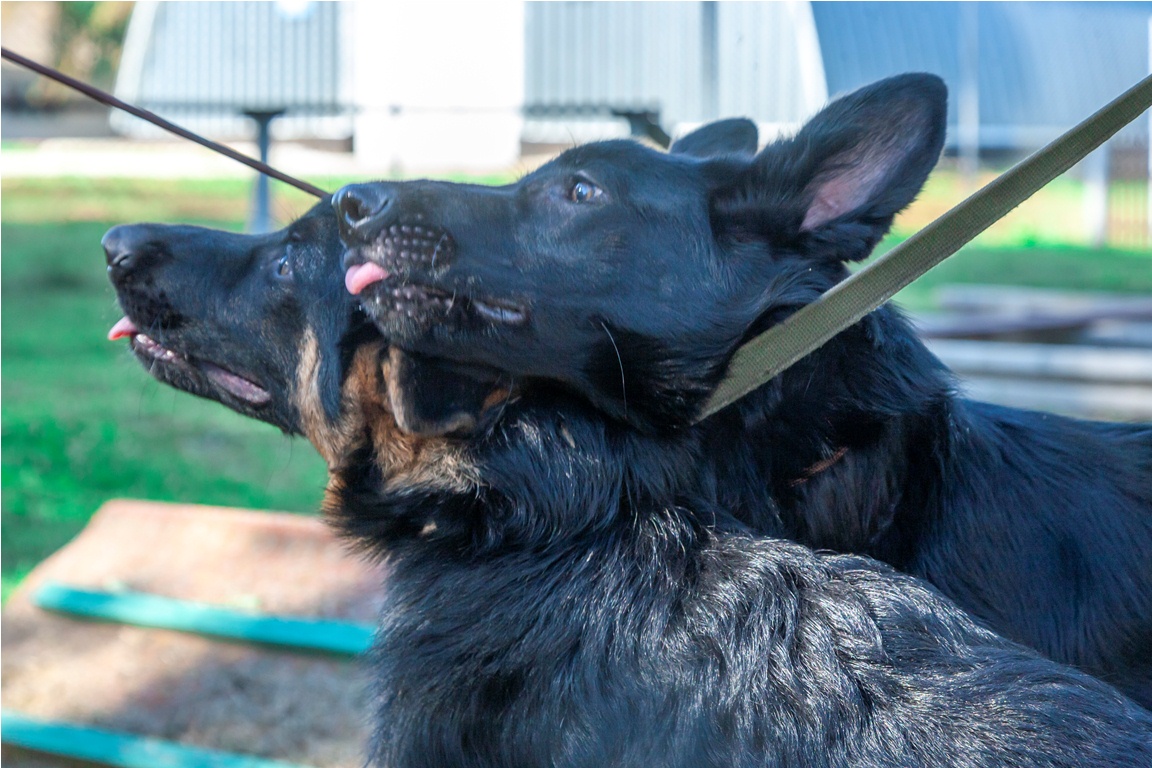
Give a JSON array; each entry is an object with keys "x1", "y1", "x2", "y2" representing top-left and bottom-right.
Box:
[
  {"x1": 1147, "y1": 15, "x2": 1152, "y2": 241},
  {"x1": 245, "y1": 110, "x2": 284, "y2": 234},
  {"x1": 1083, "y1": 143, "x2": 1110, "y2": 248},
  {"x1": 958, "y1": 3, "x2": 980, "y2": 191}
]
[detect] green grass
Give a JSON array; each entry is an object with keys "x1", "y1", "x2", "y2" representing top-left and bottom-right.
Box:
[
  {"x1": 0, "y1": 182, "x2": 333, "y2": 602},
  {"x1": 870, "y1": 240, "x2": 1152, "y2": 312},
  {"x1": 2, "y1": 171, "x2": 1150, "y2": 603}
]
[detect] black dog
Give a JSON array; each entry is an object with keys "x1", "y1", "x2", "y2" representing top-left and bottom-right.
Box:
[
  {"x1": 336, "y1": 72, "x2": 1152, "y2": 708},
  {"x1": 327, "y1": 74, "x2": 1152, "y2": 765}
]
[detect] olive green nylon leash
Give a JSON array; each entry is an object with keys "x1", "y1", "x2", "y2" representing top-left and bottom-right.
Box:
[{"x1": 697, "y1": 73, "x2": 1152, "y2": 422}]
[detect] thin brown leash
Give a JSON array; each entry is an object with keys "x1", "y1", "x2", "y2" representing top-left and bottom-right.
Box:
[{"x1": 1, "y1": 47, "x2": 328, "y2": 198}]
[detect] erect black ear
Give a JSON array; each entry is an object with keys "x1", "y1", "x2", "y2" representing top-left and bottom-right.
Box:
[
  {"x1": 714, "y1": 73, "x2": 947, "y2": 261},
  {"x1": 384, "y1": 348, "x2": 515, "y2": 437},
  {"x1": 670, "y1": 118, "x2": 759, "y2": 158}
]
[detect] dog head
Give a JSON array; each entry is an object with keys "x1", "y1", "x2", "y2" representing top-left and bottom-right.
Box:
[
  {"x1": 104, "y1": 199, "x2": 512, "y2": 470},
  {"x1": 337, "y1": 75, "x2": 946, "y2": 433}
]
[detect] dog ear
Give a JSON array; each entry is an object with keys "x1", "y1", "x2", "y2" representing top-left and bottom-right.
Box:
[
  {"x1": 713, "y1": 73, "x2": 946, "y2": 261},
  {"x1": 384, "y1": 349, "x2": 513, "y2": 437},
  {"x1": 670, "y1": 118, "x2": 759, "y2": 158}
]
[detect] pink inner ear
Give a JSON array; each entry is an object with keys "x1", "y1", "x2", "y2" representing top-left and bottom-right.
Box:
[{"x1": 800, "y1": 161, "x2": 891, "y2": 232}]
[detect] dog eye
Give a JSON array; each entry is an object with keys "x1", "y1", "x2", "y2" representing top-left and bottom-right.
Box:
[
  {"x1": 275, "y1": 255, "x2": 293, "y2": 279},
  {"x1": 568, "y1": 180, "x2": 602, "y2": 204}
]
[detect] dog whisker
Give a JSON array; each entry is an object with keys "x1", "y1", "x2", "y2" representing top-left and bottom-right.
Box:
[
  {"x1": 431, "y1": 233, "x2": 450, "y2": 271},
  {"x1": 599, "y1": 321, "x2": 627, "y2": 419}
]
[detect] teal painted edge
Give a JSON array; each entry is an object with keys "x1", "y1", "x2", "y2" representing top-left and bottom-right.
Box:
[
  {"x1": 1, "y1": 710, "x2": 316, "y2": 768},
  {"x1": 34, "y1": 582, "x2": 374, "y2": 657}
]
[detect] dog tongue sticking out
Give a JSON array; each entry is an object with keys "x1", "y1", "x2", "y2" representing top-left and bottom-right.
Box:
[
  {"x1": 345, "y1": 262, "x2": 390, "y2": 295},
  {"x1": 108, "y1": 316, "x2": 140, "y2": 341},
  {"x1": 107, "y1": 316, "x2": 271, "y2": 405}
]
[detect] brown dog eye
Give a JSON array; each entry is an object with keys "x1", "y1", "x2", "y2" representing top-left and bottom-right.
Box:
[
  {"x1": 276, "y1": 255, "x2": 292, "y2": 278},
  {"x1": 569, "y1": 180, "x2": 602, "y2": 203}
]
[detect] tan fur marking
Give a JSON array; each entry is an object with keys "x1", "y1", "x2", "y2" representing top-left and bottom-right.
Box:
[
  {"x1": 293, "y1": 330, "x2": 476, "y2": 516},
  {"x1": 481, "y1": 386, "x2": 518, "y2": 414},
  {"x1": 368, "y1": 353, "x2": 475, "y2": 493},
  {"x1": 293, "y1": 328, "x2": 370, "y2": 468},
  {"x1": 383, "y1": 347, "x2": 477, "y2": 436}
]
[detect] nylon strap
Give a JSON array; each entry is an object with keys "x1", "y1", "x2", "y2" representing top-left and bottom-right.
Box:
[{"x1": 697, "y1": 73, "x2": 1152, "y2": 422}]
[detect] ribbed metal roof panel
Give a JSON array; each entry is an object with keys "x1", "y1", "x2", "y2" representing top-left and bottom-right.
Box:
[
  {"x1": 112, "y1": 0, "x2": 350, "y2": 139},
  {"x1": 812, "y1": 1, "x2": 1151, "y2": 144},
  {"x1": 523, "y1": 1, "x2": 823, "y2": 142}
]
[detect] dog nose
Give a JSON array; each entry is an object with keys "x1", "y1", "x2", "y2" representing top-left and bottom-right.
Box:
[
  {"x1": 102, "y1": 224, "x2": 145, "y2": 276},
  {"x1": 334, "y1": 183, "x2": 392, "y2": 243}
]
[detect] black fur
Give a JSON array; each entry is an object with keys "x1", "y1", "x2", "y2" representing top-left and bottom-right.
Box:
[
  {"x1": 104, "y1": 200, "x2": 505, "y2": 442},
  {"x1": 333, "y1": 75, "x2": 1152, "y2": 765},
  {"x1": 337, "y1": 73, "x2": 1152, "y2": 706},
  {"x1": 103, "y1": 199, "x2": 363, "y2": 432}
]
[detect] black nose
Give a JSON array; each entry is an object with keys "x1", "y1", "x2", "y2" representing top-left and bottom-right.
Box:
[
  {"x1": 334, "y1": 183, "x2": 392, "y2": 243},
  {"x1": 102, "y1": 224, "x2": 146, "y2": 277}
]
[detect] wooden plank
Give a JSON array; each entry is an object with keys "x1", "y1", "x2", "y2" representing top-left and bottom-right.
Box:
[
  {"x1": 1, "y1": 710, "x2": 314, "y2": 768},
  {"x1": 35, "y1": 583, "x2": 374, "y2": 658},
  {"x1": 916, "y1": 312, "x2": 1106, "y2": 340},
  {"x1": 957, "y1": 376, "x2": 1152, "y2": 420},
  {"x1": 926, "y1": 340, "x2": 1152, "y2": 384},
  {"x1": 915, "y1": 285, "x2": 1152, "y2": 341},
  {"x1": 934, "y1": 284, "x2": 1152, "y2": 316}
]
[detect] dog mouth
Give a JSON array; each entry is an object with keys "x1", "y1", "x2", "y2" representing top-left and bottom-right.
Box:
[
  {"x1": 109, "y1": 317, "x2": 272, "y2": 406},
  {"x1": 345, "y1": 260, "x2": 528, "y2": 328}
]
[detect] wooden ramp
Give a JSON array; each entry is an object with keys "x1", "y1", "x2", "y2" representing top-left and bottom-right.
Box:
[{"x1": 1, "y1": 500, "x2": 386, "y2": 768}]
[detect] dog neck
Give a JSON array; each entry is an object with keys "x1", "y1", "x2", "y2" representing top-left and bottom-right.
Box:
[{"x1": 322, "y1": 389, "x2": 723, "y2": 561}]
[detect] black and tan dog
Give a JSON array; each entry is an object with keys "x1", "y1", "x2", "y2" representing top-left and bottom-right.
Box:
[
  {"x1": 103, "y1": 75, "x2": 1151, "y2": 765},
  {"x1": 103, "y1": 198, "x2": 516, "y2": 458}
]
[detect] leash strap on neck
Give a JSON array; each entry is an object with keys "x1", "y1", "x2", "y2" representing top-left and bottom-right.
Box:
[{"x1": 697, "y1": 73, "x2": 1152, "y2": 423}]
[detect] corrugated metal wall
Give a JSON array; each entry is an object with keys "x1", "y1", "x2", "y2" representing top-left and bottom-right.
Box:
[
  {"x1": 526, "y1": 1, "x2": 1151, "y2": 147},
  {"x1": 812, "y1": 1, "x2": 1152, "y2": 146},
  {"x1": 714, "y1": 2, "x2": 826, "y2": 129},
  {"x1": 523, "y1": 1, "x2": 825, "y2": 144},
  {"x1": 112, "y1": 1, "x2": 352, "y2": 140}
]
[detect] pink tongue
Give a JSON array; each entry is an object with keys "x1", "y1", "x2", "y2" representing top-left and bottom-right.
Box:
[
  {"x1": 108, "y1": 316, "x2": 140, "y2": 341},
  {"x1": 345, "y1": 262, "x2": 390, "y2": 295}
]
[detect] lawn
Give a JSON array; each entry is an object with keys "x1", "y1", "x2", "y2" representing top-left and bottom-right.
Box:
[
  {"x1": 1, "y1": 178, "x2": 328, "y2": 602},
  {"x1": 3, "y1": 170, "x2": 1150, "y2": 602}
]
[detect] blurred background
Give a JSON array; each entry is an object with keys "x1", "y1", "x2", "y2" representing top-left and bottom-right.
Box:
[
  {"x1": 4, "y1": 0, "x2": 1152, "y2": 599},
  {"x1": 2, "y1": 1, "x2": 1152, "y2": 764}
]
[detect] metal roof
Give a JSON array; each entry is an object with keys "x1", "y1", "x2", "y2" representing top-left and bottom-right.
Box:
[
  {"x1": 525, "y1": 1, "x2": 1151, "y2": 146},
  {"x1": 812, "y1": 1, "x2": 1152, "y2": 144},
  {"x1": 112, "y1": 0, "x2": 352, "y2": 139},
  {"x1": 110, "y1": 1, "x2": 1151, "y2": 147},
  {"x1": 523, "y1": 1, "x2": 825, "y2": 143}
]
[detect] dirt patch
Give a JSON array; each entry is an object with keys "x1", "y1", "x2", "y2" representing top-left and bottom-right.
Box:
[{"x1": 2, "y1": 499, "x2": 386, "y2": 767}]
